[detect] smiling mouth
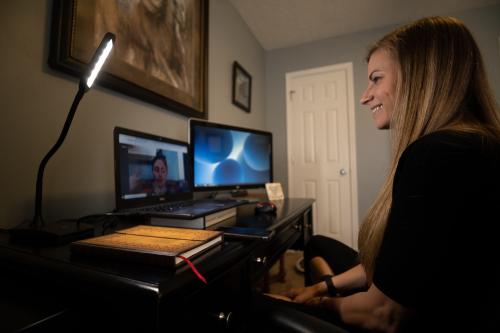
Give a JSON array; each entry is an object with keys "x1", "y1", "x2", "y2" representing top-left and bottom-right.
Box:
[{"x1": 371, "y1": 104, "x2": 382, "y2": 113}]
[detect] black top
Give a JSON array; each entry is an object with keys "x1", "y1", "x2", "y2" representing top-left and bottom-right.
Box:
[{"x1": 373, "y1": 130, "x2": 500, "y2": 332}]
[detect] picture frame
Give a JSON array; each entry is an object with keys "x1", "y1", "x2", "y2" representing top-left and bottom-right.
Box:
[
  {"x1": 48, "y1": 0, "x2": 208, "y2": 119},
  {"x1": 232, "y1": 61, "x2": 252, "y2": 112}
]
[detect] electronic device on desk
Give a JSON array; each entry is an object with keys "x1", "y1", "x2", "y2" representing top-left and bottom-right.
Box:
[
  {"x1": 189, "y1": 119, "x2": 273, "y2": 198},
  {"x1": 255, "y1": 201, "x2": 277, "y2": 214},
  {"x1": 114, "y1": 127, "x2": 193, "y2": 209},
  {"x1": 218, "y1": 226, "x2": 274, "y2": 240},
  {"x1": 212, "y1": 202, "x2": 277, "y2": 240},
  {"x1": 113, "y1": 127, "x2": 241, "y2": 229}
]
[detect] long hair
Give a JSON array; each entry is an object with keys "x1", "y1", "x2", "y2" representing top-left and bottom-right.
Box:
[{"x1": 358, "y1": 16, "x2": 500, "y2": 279}]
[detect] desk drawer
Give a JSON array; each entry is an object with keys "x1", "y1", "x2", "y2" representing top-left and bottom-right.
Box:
[{"x1": 248, "y1": 217, "x2": 302, "y2": 281}]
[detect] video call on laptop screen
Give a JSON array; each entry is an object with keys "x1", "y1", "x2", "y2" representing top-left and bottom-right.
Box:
[{"x1": 114, "y1": 128, "x2": 191, "y2": 208}]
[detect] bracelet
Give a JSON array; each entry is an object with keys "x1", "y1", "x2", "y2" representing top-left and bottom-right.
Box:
[{"x1": 323, "y1": 275, "x2": 339, "y2": 297}]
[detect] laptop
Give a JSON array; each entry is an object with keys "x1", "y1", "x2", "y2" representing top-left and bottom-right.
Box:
[{"x1": 113, "y1": 127, "x2": 243, "y2": 220}]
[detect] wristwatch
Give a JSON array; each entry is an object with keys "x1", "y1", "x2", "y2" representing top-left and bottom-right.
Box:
[{"x1": 323, "y1": 275, "x2": 340, "y2": 297}]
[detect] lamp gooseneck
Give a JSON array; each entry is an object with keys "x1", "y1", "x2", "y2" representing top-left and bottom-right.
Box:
[
  {"x1": 32, "y1": 87, "x2": 86, "y2": 228},
  {"x1": 10, "y1": 32, "x2": 115, "y2": 244}
]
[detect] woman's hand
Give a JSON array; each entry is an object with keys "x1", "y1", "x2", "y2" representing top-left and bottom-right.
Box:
[
  {"x1": 264, "y1": 293, "x2": 293, "y2": 302},
  {"x1": 282, "y1": 283, "x2": 324, "y2": 303},
  {"x1": 304, "y1": 296, "x2": 327, "y2": 307}
]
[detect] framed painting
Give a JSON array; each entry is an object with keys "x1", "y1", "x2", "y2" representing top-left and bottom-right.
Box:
[
  {"x1": 232, "y1": 61, "x2": 252, "y2": 113},
  {"x1": 48, "y1": 0, "x2": 208, "y2": 118}
]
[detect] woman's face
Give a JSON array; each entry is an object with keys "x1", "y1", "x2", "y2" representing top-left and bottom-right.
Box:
[
  {"x1": 152, "y1": 159, "x2": 167, "y2": 183},
  {"x1": 360, "y1": 49, "x2": 397, "y2": 129}
]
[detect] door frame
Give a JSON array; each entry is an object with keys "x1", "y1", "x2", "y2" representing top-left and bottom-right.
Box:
[{"x1": 285, "y1": 62, "x2": 359, "y2": 248}]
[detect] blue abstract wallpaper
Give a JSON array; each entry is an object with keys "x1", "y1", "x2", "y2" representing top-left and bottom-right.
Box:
[{"x1": 193, "y1": 127, "x2": 271, "y2": 187}]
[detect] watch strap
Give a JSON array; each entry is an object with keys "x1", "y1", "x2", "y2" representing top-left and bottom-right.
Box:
[{"x1": 323, "y1": 274, "x2": 339, "y2": 297}]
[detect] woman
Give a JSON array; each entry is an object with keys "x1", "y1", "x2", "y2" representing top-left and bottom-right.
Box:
[
  {"x1": 130, "y1": 151, "x2": 172, "y2": 196},
  {"x1": 150, "y1": 151, "x2": 169, "y2": 195},
  {"x1": 257, "y1": 16, "x2": 500, "y2": 332}
]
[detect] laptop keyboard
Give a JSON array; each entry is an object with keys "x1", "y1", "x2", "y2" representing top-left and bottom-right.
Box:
[
  {"x1": 138, "y1": 200, "x2": 196, "y2": 213},
  {"x1": 131, "y1": 198, "x2": 248, "y2": 215}
]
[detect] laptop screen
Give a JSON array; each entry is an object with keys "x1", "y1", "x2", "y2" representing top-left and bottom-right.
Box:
[{"x1": 114, "y1": 127, "x2": 192, "y2": 210}]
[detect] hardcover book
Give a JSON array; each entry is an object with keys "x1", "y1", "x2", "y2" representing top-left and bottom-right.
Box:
[
  {"x1": 71, "y1": 225, "x2": 223, "y2": 267},
  {"x1": 150, "y1": 207, "x2": 237, "y2": 229}
]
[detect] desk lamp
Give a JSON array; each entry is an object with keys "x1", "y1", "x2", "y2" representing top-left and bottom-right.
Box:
[{"x1": 10, "y1": 32, "x2": 115, "y2": 244}]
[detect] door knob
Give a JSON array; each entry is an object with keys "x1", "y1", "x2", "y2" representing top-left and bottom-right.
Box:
[{"x1": 340, "y1": 168, "x2": 347, "y2": 176}]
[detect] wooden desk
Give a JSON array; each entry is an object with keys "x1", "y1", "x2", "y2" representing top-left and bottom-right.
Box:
[{"x1": 0, "y1": 198, "x2": 313, "y2": 332}]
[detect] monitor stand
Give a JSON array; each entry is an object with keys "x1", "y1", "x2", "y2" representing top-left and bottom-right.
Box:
[{"x1": 230, "y1": 189, "x2": 248, "y2": 197}]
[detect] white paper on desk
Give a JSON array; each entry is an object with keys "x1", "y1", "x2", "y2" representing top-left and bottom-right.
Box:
[{"x1": 265, "y1": 182, "x2": 285, "y2": 201}]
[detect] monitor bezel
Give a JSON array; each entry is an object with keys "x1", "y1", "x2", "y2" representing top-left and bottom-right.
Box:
[
  {"x1": 189, "y1": 119, "x2": 273, "y2": 192},
  {"x1": 113, "y1": 127, "x2": 193, "y2": 210}
]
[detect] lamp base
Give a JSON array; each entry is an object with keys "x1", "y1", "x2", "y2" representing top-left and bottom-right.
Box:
[{"x1": 10, "y1": 219, "x2": 94, "y2": 245}]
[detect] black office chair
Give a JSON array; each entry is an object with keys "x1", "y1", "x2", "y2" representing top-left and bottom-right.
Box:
[
  {"x1": 239, "y1": 298, "x2": 499, "y2": 333},
  {"x1": 256, "y1": 306, "x2": 350, "y2": 333},
  {"x1": 232, "y1": 292, "x2": 351, "y2": 333}
]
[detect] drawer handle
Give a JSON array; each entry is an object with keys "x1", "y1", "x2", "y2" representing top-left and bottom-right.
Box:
[
  {"x1": 209, "y1": 311, "x2": 233, "y2": 328},
  {"x1": 254, "y1": 256, "x2": 267, "y2": 264},
  {"x1": 217, "y1": 312, "x2": 230, "y2": 321}
]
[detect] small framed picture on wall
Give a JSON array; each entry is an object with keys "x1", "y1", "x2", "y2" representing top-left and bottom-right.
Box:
[{"x1": 232, "y1": 61, "x2": 252, "y2": 112}]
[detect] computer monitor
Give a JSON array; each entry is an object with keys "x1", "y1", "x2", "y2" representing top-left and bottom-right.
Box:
[
  {"x1": 114, "y1": 127, "x2": 192, "y2": 210},
  {"x1": 189, "y1": 119, "x2": 273, "y2": 194}
]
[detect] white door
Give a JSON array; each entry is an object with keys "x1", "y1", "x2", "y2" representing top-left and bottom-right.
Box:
[{"x1": 286, "y1": 63, "x2": 359, "y2": 248}]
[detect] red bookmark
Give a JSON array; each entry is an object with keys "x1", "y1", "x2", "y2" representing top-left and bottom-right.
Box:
[{"x1": 177, "y1": 255, "x2": 207, "y2": 284}]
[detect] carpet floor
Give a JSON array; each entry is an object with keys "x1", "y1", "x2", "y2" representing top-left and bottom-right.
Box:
[{"x1": 267, "y1": 249, "x2": 305, "y2": 295}]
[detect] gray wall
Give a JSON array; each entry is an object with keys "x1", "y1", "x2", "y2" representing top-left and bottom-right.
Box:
[
  {"x1": 0, "y1": 0, "x2": 265, "y2": 228},
  {"x1": 1, "y1": 1, "x2": 499, "y2": 230},
  {"x1": 266, "y1": 4, "x2": 500, "y2": 223},
  {"x1": 209, "y1": 0, "x2": 266, "y2": 125}
]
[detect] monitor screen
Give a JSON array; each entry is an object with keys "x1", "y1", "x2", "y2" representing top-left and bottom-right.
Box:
[
  {"x1": 114, "y1": 127, "x2": 192, "y2": 210},
  {"x1": 190, "y1": 119, "x2": 273, "y2": 192}
]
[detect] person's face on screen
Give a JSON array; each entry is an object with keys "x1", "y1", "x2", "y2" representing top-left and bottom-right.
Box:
[
  {"x1": 152, "y1": 159, "x2": 167, "y2": 184},
  {"x1": 360, "y1": 49, "x2": 397, "y2": 130}
]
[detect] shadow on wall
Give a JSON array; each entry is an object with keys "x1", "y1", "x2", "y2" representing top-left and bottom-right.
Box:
[{"x1": 33, "y1": 192, "x2": 115, "y2": 225}]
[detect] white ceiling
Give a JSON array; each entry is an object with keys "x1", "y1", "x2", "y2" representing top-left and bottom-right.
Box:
[{"x1": 229, "y1": 0, "x2": 500, "y2": 50}]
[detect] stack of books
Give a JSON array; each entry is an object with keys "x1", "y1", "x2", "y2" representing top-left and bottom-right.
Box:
[{"x1": 71, "y1": 225, "x2": 223, "y2": 268}]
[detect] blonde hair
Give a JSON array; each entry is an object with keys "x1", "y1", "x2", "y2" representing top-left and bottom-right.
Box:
[{"x1": 359, "y1": 16, "x2": 500, "y2": 279}]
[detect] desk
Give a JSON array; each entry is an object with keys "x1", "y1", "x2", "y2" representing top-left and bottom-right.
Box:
[{"x1": 0, "y1": 198, "x2": 314, "y2": 332}]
